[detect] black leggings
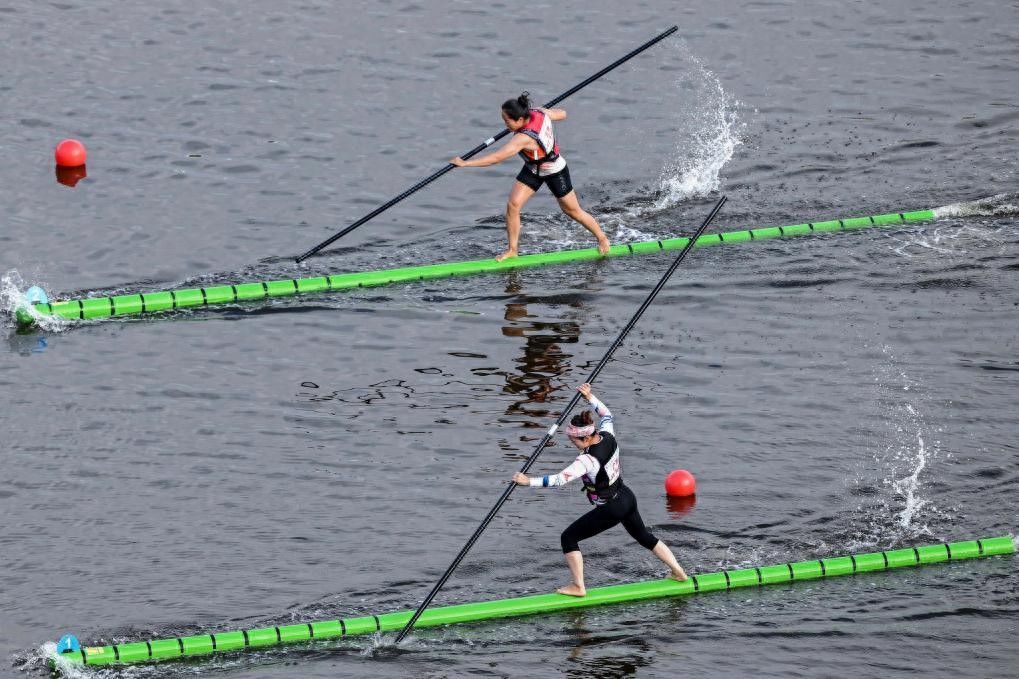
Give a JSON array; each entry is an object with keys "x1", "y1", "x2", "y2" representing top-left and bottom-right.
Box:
[{"x1": 560, "y1": 485, "x2": 659, "y2": 554}]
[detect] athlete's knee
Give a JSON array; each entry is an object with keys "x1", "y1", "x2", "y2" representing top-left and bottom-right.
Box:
[
  {"x1": 560, "y1": 204, "x2": 584, "y2": 220},
  {"x1": 561, "y1": 529, "x2": 580, "y2": 554},
  {"x1": 625, "y1": 522, "x2": 659, "y2": 550},
  {"x1": 506, "y1": 200, "x2": 524, "y2": 216}
]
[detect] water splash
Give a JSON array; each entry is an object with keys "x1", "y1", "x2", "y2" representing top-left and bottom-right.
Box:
[
  {"x1": 646, "y1": 51, "x2": 745, "y2": 211},
  {"x1": 871, "y1": 347, "x2": 948, "y2": 539},
  {"x1": 14, "y1": 642, "x2": 90, "y2": 679},
  {"x1": 837, "y1": 346, "x2": 954, "y2": 552},
  {"x1": 933, "y1": 191, "x2": 1019, "y2": 219},
  {"x1": 0, "y1": 270, "x2": 29, "y2": 328},
  {"x1": 887, "y1": 404, "x2": 931, "y2": 530},
  {"x1": 888, "y1": 223, "x2": 1008, "y2": 258},
  {"x1": 0, "y1": 270, "x2": 69, "y2": 333},
  {"x1": 888, "y1": 194, "x2": 1013, "y2": 257}
]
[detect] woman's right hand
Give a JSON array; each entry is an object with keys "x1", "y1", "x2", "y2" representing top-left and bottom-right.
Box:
[
  {"x1": 577, "y1": 383, "x2": 593, "y2": 400},
  {"x1": 513, "y1": 472, "x2": 530, "y2": 486}
]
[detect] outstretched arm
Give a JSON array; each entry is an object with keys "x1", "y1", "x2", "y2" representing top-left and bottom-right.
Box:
[
  {"x1": 513, "y1": 453, "x2": 600, "y2": 487},
  {"x1": 451, "y1": 134, "x2": 530, "y2": 168}
]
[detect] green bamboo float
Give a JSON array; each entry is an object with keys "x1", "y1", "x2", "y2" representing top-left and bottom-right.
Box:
[
  {"x1": 49, "y1": 534, "x2": 1013, "y2": 669},
  {"x1": 17, "y1": 208, "x2": 935, "y2": 328}
]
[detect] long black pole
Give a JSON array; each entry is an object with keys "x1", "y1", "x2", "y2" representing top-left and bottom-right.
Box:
[
  {"x1": 394, "y1": 195, "x2": 727, "y2": 643},
  {"x1": 294, "y1": 25, "x2": 680, "y2": 263}
]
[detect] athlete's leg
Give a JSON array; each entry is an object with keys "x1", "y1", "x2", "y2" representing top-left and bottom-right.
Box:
[
  {"x1": 618, "y1": 488, "x2": 687, "y2": 581},
  {"x1": 556, "y1": 190, "x2": 610, "y2": 256},
  {"x1": 559, "y1": 505, "x2": 621, "y2": 597},
  {"x1": 561, "y1": 550, "x2": 585, "y2": 597},
  {"x1": 652, "y1": 541, "x2": 688, "y2": 582},
  {"x1": 501, "y1": 180, "x2": 537, "y2": 262}
]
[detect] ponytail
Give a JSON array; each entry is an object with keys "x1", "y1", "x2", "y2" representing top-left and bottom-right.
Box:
[{"x1": 501, "y1": 91, "x2": 532, "y2": 121}]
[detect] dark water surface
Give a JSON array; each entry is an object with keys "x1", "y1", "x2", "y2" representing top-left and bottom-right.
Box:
[{"x1": 2, "y1": 1, "x2": 1018, "y2": 677}]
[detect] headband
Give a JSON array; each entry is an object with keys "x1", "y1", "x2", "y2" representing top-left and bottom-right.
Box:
[{"x1": 565, "y1": 423, "x2": 596, "y2": 438}]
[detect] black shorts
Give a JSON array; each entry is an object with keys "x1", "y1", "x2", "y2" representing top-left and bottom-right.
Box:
[{"x1": 515, "y1": 164, "x2": 574, "y2": 199}]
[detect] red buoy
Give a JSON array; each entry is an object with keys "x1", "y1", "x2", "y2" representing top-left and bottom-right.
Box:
[
  {"x1": 55, "y1": 139, "x2": 87, "y2": 167},
  {"x1": 665, "y1": 469, "x2": 696, "y2": 497}
]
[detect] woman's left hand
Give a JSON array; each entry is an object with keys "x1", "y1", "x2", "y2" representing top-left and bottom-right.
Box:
[
  {"x1": 513, "y1": 472, "x2": 530, "y2": 486},
  {"x1": 450, "y1": 156, "x2": 467, "y2": 167}
]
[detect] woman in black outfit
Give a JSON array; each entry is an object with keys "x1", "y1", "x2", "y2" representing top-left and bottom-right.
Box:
[{"x1": 514, "y1": 383, "x2": 687, "y2": 596}]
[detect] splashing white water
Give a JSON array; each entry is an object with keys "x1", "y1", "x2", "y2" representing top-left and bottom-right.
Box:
[
  {"x1": 839, "y1": 345, "x2": 952, "y2": 552},
  {"x1": 1, "y1": 270, "x2": 69, "y2": 332},
  {"x1": 872, "y1": 347, "x2": 947, "y2": 537},
  {"x1": 889, "y1": 226, "x2": 974, "y2": 258},
  {"x1": 19, "y1": 642, "x2": 90, "y2": 679},
  {"x1": 646, "y1": 53, "x2": 745, "y2": 211},
  {"x1": 888, "y1": 404, "x2": 930, "y2": 529},
  {"x1": 933, "y1": 191, "x2": 1019, "y2": 219},
  {"x1": 1, "y1": 269, "x2": 28, "y2": 318},
  {"x1": 886, "y1": 192, "x2": 1019, "y2": 257}
]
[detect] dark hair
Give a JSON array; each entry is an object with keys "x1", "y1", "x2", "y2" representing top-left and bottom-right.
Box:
[
  {"x1": 570, "y1": 410, "x2": 594, "y2": 429},
  {"x1": 501, "y1": 91, "x2": 532, "y2": 120}
]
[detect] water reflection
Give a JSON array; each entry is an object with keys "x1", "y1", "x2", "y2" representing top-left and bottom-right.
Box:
[
  {"x1": 6, "y1": 333, "x2": 49, "y2": 355},
  {"x1": 55, "y1": 164, "x2": 87, "y2": 187},
  {"x1": 499, "y1": 274, "x2": 582, "y2": 426},
  {"x1": 562, "y1": 608, "x2": 656, "y2": 678},
  {"x1": 666, "y1": 493, "x2": 697, "y2": 517}
]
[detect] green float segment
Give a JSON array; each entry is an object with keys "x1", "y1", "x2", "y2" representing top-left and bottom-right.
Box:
[
  {"x1": 51, "y1": 534, "x2": 1013, "y2": 668},
  {"x1": 17, "y1": 209, "x2": 935, "y2": 327}
]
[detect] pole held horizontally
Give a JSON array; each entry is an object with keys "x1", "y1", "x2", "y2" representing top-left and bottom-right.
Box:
[
  {"x1": 294, "y1": 25, "x2": 680, "y2": 263},
  {"x1": 394, "y1": 195, "x2": 727, "y2": 643}
]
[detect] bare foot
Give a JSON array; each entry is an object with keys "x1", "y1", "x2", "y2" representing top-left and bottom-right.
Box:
[
  {"x1": 495, "y1": 248, "x2": 518, "y2": 262},
  {"x1": 668, "y1": 568, "x2": 688, "y2": 582},
  {"x1": 597, "y1": 237, "x2": 611, "y2": 256},
  {"x1": 556, "y1": 583, "x2": 587, "y2": 597}
]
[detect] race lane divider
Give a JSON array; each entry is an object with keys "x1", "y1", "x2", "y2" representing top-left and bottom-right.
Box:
[
  {"x1": 18, "y1": 208, "x2": 934, "y2": 328},
  {"x1": 48, "y1": 534, "x2": 1013, "y2": 669}
]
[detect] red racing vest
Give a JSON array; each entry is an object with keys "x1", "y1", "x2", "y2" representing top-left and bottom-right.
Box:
[{"x1": 517, "y1": 109, "x2": 561, "y2": 168}]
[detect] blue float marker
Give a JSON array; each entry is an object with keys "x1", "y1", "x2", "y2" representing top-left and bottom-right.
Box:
[
  {"x1": 25, "y1": 286, "x2": 48, "y2": 305},
  {"x1": 56, "y1": 634, "x2": 80, "y2": 654}
]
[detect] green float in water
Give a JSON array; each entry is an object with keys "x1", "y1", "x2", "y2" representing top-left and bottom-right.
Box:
[
  {"x1": 16, "y1": 208, "x2": 935, "y2": 328},
  {"x1": 49, "y1": 534, "x2": 1014, "y2": 669}
]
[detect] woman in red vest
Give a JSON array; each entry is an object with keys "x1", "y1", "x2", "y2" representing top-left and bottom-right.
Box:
[{"x1": 451, "y1": 92, "x2": 611, "y2": 262}]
